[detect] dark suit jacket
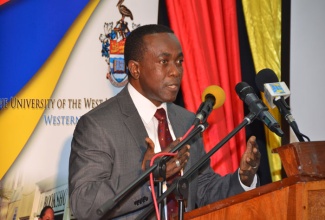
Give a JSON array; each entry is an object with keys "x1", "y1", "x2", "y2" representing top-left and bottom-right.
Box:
[{"x1": 69, "y1": 86, "x2": 245, "y2": 220}]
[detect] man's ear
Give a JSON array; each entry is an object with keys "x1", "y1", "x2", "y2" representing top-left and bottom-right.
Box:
[{"x1": 128, "y1": 60, "x2": 140, "y2": 79}]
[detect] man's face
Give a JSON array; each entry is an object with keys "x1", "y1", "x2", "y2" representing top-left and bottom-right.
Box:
[
  {"x1": 39, "y1": 208, "x2": 54, "y2": 220},
  {"x1": 132, "y1": 32, "x2": 184, "y2": 106}
]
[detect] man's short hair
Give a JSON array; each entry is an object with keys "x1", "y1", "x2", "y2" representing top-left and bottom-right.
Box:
[
  {"x1": 39, "y1": 206, "x2": 53, "y2": 218},
  {"x1": 124, "y1": 24, "x2": 174, "y2": 71}
]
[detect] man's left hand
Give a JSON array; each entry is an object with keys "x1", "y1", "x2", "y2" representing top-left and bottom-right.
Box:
[{"x1": 239, "y1": 136, "x2": 261, "y2": 187}]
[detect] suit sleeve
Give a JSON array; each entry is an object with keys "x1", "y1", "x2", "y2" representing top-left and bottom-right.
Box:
[
  {"x1": 193, "y1": 138, "x2": 245, "y2": 207},
  {"x1": 168, "y1": 105, "x2": 247, "y2": 209},
  {"x1": 69, "y1": 114, "x2": 152, "y2": 220}
]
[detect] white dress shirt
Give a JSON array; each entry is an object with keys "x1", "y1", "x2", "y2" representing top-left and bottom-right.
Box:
[
  {"x1": 127, "y1": 83, "x2": 257, "y2": 207},
  {"x1": 128, "y1": 83, "x2": 176, "y2": 153}
]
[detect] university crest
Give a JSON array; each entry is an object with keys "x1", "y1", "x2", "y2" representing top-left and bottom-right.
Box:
[{"x1": 99, "y1": 0, "x2": 140, "y2": 87}]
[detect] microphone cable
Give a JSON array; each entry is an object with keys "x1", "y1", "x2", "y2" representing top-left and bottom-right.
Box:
[{"x1": 149, "y1": 122, "x2": 198, "y2": 220}]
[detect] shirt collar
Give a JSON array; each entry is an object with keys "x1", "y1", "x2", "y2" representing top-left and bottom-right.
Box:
[{"x1": 128, "y1": 83, "x2": 167, "y2": 124}]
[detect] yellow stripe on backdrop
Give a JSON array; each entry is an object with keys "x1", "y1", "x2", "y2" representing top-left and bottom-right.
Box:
[
  {"x1": 0, "y1": 0, "x2": 100, "y2": 179},
  {"x1": 242, "y1": 0, "x2": 282, "y2": 182}
]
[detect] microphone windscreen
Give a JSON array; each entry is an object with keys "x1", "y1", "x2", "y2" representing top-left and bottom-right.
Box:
[
  {"x1": 202, "y1": 85, "x2": 225, "y2": 109},
  {"x1": 235, "y1": 82, "x2": 254, "y2": 100},
  {"x1": 255, "y1": 68, "x2": 279, "y2": 92}
]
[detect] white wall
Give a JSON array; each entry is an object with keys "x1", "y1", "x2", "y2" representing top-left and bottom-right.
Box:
[{"x1": 290, "y1": 0, "x2": 325, "y2": 142}]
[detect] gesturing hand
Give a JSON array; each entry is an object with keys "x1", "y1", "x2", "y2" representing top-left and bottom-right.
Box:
[
  {"x1": 239, "y1": 136, "x2": 261, "y2": 187},
  {"x1": 141, "y1": 137, "x2": 156, "y2": 171},
  {"x1": 141, "y1": 137, "x2": 190, "y2": 179}
]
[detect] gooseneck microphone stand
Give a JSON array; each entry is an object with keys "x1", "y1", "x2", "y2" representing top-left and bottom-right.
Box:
[
  {"x1": 96, "y1": 123, "x2": 208, "y2": 218},
  {"x1": 274, "y1": 96, "x2": 310, "y2": 142},
  {"x1": 135, "y1": 112, "x2": 257, "y2": 220}
]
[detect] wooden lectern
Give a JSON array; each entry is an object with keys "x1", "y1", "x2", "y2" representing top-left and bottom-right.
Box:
[{"x1": 184, "y1": 141, "x2": 325, "y2": 219}]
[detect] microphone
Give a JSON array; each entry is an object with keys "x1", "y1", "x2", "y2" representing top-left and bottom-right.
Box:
[
  {"x1": 255, "y1": 68, "x2": 290, "y2": 108},
  {"x1": 193, "y1": 85, "x2": 225, "y2": 126},
  {"x1": 255, "y1": 68, "x2": 309, "y2": 142},
  {"x1": 235, "y1": 82, "x2": 284, "y2": 137}
]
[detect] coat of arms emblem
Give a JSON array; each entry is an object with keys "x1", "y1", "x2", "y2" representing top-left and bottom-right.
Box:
[{"x1": 99, "y1": 0, "x2": 140, "y2": 87}]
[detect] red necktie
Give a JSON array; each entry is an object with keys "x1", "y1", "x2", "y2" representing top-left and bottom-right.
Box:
[
  {"x1": 154, "y1": 108, "x2": 173, "y2": 149},
  {"x1": 154, "y1": 108, "x2": 179, "y2": 219}
]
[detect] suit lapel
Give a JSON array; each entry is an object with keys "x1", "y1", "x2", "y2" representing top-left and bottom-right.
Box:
[
  {"x1": 167, "y1": 103, "x2": 193, "y2": 173},
  {"x1": 117, "y1": 86, "x2": 148, "y2": 155},
  {"x1": 167, "y1": 103, "x2": 186, "y2": 138}
]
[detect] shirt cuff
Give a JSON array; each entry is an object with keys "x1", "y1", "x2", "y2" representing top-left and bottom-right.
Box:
[{"x1": 238, "y1": 168, "x2": 257, "y2": 191}]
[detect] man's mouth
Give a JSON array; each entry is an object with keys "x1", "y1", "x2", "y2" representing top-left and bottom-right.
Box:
[{"x1": 166, "y1": 84, "x2": 179, "y2": 91}]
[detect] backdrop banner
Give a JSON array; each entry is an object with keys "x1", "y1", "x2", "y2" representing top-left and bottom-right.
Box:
[{"x1": 0, "y1": 0, "x2": 158, "y2": 219}]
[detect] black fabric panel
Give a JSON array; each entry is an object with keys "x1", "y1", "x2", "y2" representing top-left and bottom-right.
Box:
[{"x1": 236, "y1": 0, "x2": 272, "y2": 185}]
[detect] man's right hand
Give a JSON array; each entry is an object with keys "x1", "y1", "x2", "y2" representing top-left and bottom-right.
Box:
[{"x1": 141, "y1": 137, "x2": 190, "y2": 179}]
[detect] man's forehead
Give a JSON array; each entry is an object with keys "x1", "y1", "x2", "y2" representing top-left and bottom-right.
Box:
[{"x1": 143, "y1": 33, "x2": 182, "y2": 51}]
